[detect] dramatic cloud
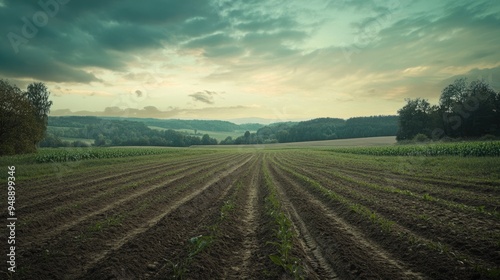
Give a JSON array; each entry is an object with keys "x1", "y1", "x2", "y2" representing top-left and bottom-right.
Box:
[
  {"x1": 0, "y1": 0, "x2": 498, "y2": 119},
  {"x1": 189, "y1": 90, "x2": 219, "y2": 104}
]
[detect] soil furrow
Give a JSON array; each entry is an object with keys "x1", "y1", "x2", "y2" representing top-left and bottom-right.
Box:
[
  {"x1": 20, "y1": 152, "x2": 235, "y2": 204},
  {"x1": 229, "y1": 155, "x2": 261, "y2": 279},
  {"x1": 281, "y1": 154, "x2": 500, "y2": 207},
  {"x1": 16, "y1": 154, "x2": 253, "y2": 279},
  {"x1": 20, "y1": 155, "x2": 184, "y2": 191},
  {"x1": 7, "y1": 149, "x2": 497, "y2": 280},
  {"x1": 277, "y1": 156, "x2": 500, "y2": 267},
  {"x1": 267, "y1": 160, "x2": 339, "y2": 280},
  {"x1": 273, "y1": 155, "x2": 492, "y2": 279},
  {"x1": 281, "y1": 152, "x2": 500, "y2": 193},
  {"x1": 19, "y1": 154, "x2": 248, "y2": 249},
  {"x1": 18, "y1": 153, "x2": 236, "y2": 221},
  {"x1": 76, "y1": 154, "x2": 255, "y2": 279},
  {"x1": 269, "y1": 156, "x2": 425, "y2": 279}
]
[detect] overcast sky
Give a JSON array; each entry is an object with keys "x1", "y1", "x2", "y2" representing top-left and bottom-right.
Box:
[{"x1": 1, "y1": 0, "x2": 499, "y2": 121}]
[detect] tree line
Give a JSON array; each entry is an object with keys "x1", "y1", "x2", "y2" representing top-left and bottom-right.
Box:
[
  {"x1": 44, "y1": 117, "x2": 218, "y2": 147},
  {"x1": 100, "y1": 117, "x2": 263, "y2": 132},
  {"x1": 0, "y1": 80, "x2": 52, "y2": 156},
  {"x1": 221, "y1": 116, "x2": 398, "y2": 145},
  {"x1": 397, "y1": 78, "x2": 500, "y2": 141},
  {"x1": 4, "y1": 77, "x2": 497, "y2": 155}
]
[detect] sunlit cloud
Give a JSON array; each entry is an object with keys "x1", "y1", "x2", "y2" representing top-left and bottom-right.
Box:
[
  {"x1": 0, "y1": 0, "x2": 498, "y2": 120},
  {"x1": 188, "y1": 90, "x2": 219, "y2": 104}
]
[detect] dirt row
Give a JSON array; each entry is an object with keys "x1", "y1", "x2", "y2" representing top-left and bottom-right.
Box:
[
  {"x1": 266, "y1": 155, "x2": 425, "y2": 279},
  {"x1": 277, "y1": 152, "x2": 500, "y2": 222},
  {"x1": 80, "y1": 155, "x2": 255, "y2": 279},
  {"x1": 20, "y1": 152, "x2": 232, "y2": 202},
  {"x1": 271, "y1": 153, "x2": 498, "y2": 279},
  {"x1": 337, "y1": 167, "x2": 500, "y2": 209},
  {"x1": 7, "y1": 153, "x2": 253, "y2": 279},
  {"x1": 4, "y1": 150, "x2": 498, "y2": 279},
  {"x1": 275, "y1": 154, "x2": 500, "y2": 267},
  {"x1": 18, "y1": 153, "x2": 239, "y2": 230},
  {"x1": 151, "y1": 153, "x2": 317, "y2": 279},
  {"x1": 151, "y1": 154, "x2": 277, "y2": 279},
  {"x1": 16, "y1": 153, "x2": 244, "y2": 249},
  {"x1": 283, "y1": 151, "x2": 500, "y2": 194},
  {"x1": 287, "y1": 156, "x2": 499, "y2": 207}
]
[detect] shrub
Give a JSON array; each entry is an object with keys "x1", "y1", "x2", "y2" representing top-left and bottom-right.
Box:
[{"x1": 413, "y1": 133, "x2": 430, "y2": 143}]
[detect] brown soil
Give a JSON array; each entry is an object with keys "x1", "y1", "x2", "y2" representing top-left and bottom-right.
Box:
[
  {"x1": 274, "y1": 156, "x2": 500, "y2": 269},
  {"x1": 2, "y1": 150, "x2": 497, "y2": 280}
]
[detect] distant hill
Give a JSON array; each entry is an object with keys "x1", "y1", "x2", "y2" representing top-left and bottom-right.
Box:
[
  {"x1": 46, "y1": 115, "x2": 398, "y2": 146},
  {"x1": 49, "y1": 116, "x2": 264, "y2": 132},
  {"x1": 228, "y1": 117, "x2": 306, "y2": 125},
  {"x1": 47, "y1": 116, "x2": 101, "y2": 128},
  {"x1": 99, "y1": 117, "x2": 263, "y2": 132},
  {"x1": 221, "y1": 116, "x2": 399, "y2": 144},
  {"x1": 46, "y1": 116, "x2": 219, "y2": 147}
]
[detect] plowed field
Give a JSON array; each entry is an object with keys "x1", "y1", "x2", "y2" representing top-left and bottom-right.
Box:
[{"x1": 2, "y1": 148, "x2": 499, "y2": 279}]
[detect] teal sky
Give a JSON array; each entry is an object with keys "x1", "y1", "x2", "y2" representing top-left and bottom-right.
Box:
[{"x1": 1, "y1": 0, "x2": 499, "y2": 121}]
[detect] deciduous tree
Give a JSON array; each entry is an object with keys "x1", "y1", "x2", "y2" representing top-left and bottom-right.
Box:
[{"x1": 0, "y1": 80, "x2": 43, "y2": 155}]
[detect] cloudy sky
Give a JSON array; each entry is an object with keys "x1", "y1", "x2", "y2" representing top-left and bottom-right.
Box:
[{"x1": 1, "y1": 0, "x2": 499, "y2": 121}]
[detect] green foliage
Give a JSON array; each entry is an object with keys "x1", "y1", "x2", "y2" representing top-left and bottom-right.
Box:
[
  {"x1": 34, "y1": 147, "x2": 179, "y2": 163},
  {"x1": 188, "y1": 235, "x2": 213, "y2": 258},
  {"x1": 98, "y1": 117, "x2": 264, "y2": 132},
  {"x1": 39, "y1": 133, "x2": 90, "y2": 148},
  {"x1": 262, "y1": 164, "x2": 304, "y2": 279},
  {"x1": 227, "y1": 116, "x2": 398, "y2": 145},
  {"x1": 45, "y1": 116, "x2": 219, "y2": 147},
  {"x1": 220, "y1": 136, "x2": 234, "y2": 145},
  {"x1": 333, "y1": 141, "x2": 500, "y2": 157},
  {"x1": 201, "y1": 134, "x2": 217, "y2": 145},
  {"x1": 25, "y1": 83, "x2": 53, "y2": 118},
  {"x1": 167, "y1": 234, "x2": 214, "y2": 280},
  {"x1": 413, "y1": 133, "x2": 430, "y2": 143},
  {"x1": 220, "y1": 200, "x2": 235, "y2": 220},
  {"x1": 396, "y1": 98, "x2": 433, "y2": 141},
  {"x1": 398, "y1": 79, "x2": 500, "y2": 141},
  {"x1": 88, "y1": 215, "x2": 124, "y2": 233},
  {"x1": 0, "y1": 80, "x2": 47, "y2": 155}
]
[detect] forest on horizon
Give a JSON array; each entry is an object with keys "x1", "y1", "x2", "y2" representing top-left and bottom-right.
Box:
[{"x1": 2, "y1": 77, "x2": 500, "y2": 155}]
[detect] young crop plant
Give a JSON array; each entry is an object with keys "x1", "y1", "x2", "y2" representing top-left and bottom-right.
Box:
[
  {"x1": 167, "y1": 179, "x2": 244, "y2": 279},
  {"x1": 168, "y1": 233, "x2": 221, "y2": 279},
  {"x1": 188, "y1": 235, "x2": 214, "y2": 258},
  {"x1": 34, "y1": 147, "x2": 181, "y2": 163},
  {"x1": 167, "y1": 233, "x2": 215, "y2": 279},
  {"x1": 88, "y1": 214, "x2": 124, "y2": 233},
  {"x1": 273, "y1": 159, "x2": 397, "y2": 234},
  {"x1": 262, "y1": 163, "x2": 304, "y2": 280},
  {"x1": 331, "y1": 141, "x2": 500, "y2": 157},
  {"x1": 326, "y1": 169, "x2": 500, "y2": 219}
]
